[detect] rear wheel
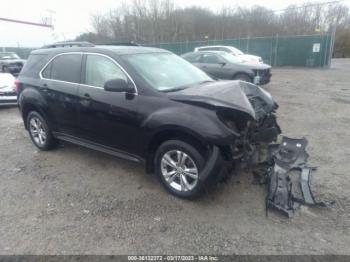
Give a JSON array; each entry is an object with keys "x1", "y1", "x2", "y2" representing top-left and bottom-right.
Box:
[
  {"x1": 233, "y1": 73, "x2": 252, "y2": 83},
  {"x1": 26, "y1": 111, "x2": 57, "y2": 150},
  {"x1": 154, "y1": 140, "x2": 205, "y2": 199}
]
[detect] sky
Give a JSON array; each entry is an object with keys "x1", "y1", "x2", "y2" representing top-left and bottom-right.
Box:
[{"x1": 0, "y1": 0, "x2": 349, "y2": 47}]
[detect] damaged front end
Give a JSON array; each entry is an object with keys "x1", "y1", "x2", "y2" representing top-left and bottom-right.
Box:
[
  {"x1": 217, "y1": 81, "x2": 281, "y2": 163},
  {"x1": 169, "y1": 80, "x2": 281, "y2": 164}
]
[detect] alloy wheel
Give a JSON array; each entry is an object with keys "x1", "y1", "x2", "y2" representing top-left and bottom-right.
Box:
[
  {"x1": 160, "y1": 150, "x2": 199, "y2": 192},
  {"x1": 29, "y1": 117, "x2": 47, "y2": 146}
]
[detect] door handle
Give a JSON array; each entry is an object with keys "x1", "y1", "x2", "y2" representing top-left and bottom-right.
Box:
[
  {"x1": 83, "y1": 93, "x2": 91, "y2": 100},
  {"x1": 80, "y1": 93, "x2": 92, "y2": 107},
  {"x1": 41, "y1": 83, "x2": 49, "y2": 93}
]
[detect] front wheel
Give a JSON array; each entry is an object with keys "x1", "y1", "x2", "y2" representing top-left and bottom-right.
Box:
[{"x1": 154, "y1": 140, "x2": 205, "y2": 199}]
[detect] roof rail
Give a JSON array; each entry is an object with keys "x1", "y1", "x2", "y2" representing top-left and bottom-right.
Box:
[
  {"x1": 41, "y1": 41, "x2": 95, "y2": 49},
  {"x1": 97, "y1": 41, "x2": 139, "y2": 46}
]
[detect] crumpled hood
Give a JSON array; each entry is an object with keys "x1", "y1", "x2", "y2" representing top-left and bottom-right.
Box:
[{"x1": 168, "y1": 80, "x2": 277, "y2": 121}]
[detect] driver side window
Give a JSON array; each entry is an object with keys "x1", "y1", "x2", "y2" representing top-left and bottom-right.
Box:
[{"x1": 85, "y1": 54, "x2": 128, "y2": 88}]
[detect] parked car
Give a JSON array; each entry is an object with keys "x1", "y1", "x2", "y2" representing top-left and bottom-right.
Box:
[
  {"x1": 17, "y1": 43, "x2": 280, "y2": 198},
  {"x1": 0, "y1": 73, "x2": 17, "y2": 106},
  {"x1": 182, "y1": 51, "x2": 271, "y2": 85},
  {"x1": 194, "y1": 45, "x2": 263, "y2": 64},
  {"x1": 0, "y1": 52, "x2": 25, "y2": 75}
]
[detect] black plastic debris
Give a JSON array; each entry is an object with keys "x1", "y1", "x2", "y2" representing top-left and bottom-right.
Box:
[{"x1": 256, "y1": 136, "x2": 333, "y2": 217}]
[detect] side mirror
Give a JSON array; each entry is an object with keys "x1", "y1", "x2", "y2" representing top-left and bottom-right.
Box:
[
  {"x1": 104, "y1": 78, "x2": 134, "y2": 93},
  {"x1": 219, "y1": 62, "x2": 226, "y2": 67}
]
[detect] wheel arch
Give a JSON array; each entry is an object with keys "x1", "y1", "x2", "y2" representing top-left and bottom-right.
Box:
[
  {"x1": 232, "y1": 72, "x2": 253, "y2": 82},
  {"x1": 21, "y1": 102, "x2": 50, "y2": 130}
]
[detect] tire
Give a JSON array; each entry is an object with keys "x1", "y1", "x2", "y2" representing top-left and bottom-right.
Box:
[
  {"x1": 154, "y1": 140, "x2": 205, "y2": 199},
  {"x1": 233, "y1": 73, "x2": 252, "y2": 83},
  {"x1": 26, "y1": 111, "x2": 57, "y2": 150}
]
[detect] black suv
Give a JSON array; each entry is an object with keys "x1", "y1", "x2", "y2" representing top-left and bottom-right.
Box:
[{"x1": 17, "y1": 43, "x2": 281, "y2": 198}]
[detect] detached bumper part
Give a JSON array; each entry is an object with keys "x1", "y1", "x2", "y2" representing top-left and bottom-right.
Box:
[
  {"x1": 267, "y1": 170, "x2": 298, "y2": 217},
  {"x1": 264, "y1": 136, "x2": 331, "y2": 217},
  {"x1": 299, "y1": 167, "x2": 319, "y2": 205}
]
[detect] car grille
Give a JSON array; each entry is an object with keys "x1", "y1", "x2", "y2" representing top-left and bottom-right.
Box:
[
  {"x1": 257, "y1": 69, "x2": 270, "y2": 76},
  {"x1": 9, "y1": 62, "x2": 23, "y2": 67}
]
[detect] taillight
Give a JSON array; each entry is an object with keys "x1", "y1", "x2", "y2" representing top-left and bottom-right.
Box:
[{"x1": 15, "y1": 79, "x2": 21, "y2": 93}]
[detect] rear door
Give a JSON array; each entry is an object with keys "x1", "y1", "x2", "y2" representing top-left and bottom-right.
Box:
[{"x1": 40, "y1": 53, "x2": 82, "y2": 136}]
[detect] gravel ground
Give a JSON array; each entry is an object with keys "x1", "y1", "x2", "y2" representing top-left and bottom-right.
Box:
[{"x1": 0, "y1": 59, "x2": 349, "y2": 255}]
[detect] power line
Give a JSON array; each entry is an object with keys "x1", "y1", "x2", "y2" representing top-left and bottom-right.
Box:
[
  {"x1": 271, "y1": 0, "x2": 345, "y2": 13},
  {"x1": 0, "y1": 17, "x2": 53, "y2": 28}
]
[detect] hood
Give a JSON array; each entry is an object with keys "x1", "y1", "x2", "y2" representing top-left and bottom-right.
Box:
[
  {"x1": 237, "y1": 54, "x2": 262, "y2": 63},
  {"x1": 236, "y1": 62, "x2": 271, "y2": 70},
  {"x1": 0, "y1": 73, "x2": 16, "y2": 92},
  {"x1": 167, "y1": 80, "x2": 277, "y2": 121}
]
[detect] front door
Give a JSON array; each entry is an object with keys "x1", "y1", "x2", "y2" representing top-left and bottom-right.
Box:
[
  {"x1": 197, "y1": 53, "x2": 229, "y2": 79},
  {"x1": 77, "y1": 53, "x2": 139, "y2": 155}
]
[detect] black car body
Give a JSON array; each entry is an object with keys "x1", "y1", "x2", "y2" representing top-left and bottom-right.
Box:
[
  {"x1": 0, "y1": 52, "x2": 26, "y2": 75},
  {"x1": 182, "y1": 51, "x2": 272, "y2": 85},
  {"x1": 17, "y1": 44, "x2": 280, "y2": 198}
]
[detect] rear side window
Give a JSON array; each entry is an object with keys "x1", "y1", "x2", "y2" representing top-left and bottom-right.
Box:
[
  {"x1": 42, "y1": 54, "x2": 82, "y2": 83},
  {"x1": 218, "y1": 47, "x2": 231, "y2": 52},
  {"x1": 20, "y1": 54, "x2": 47, "y2": 77},
  {"x1": 198, "y1": 47, "x2": 218, "y2": 51},
  {"x1": 202, "y1": 54, "x2": 220, "y2": 64},
  {"x1": 183, "y1": 53, "x2": 201, "y2": 63}
]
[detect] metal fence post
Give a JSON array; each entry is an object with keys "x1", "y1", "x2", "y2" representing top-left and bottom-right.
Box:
[
  {"x1": 274, "y1": 34, "x2": 279, "y2": 66},
  {"x1": 328, "y1": 24, "x2": 337, "y2": 68}
]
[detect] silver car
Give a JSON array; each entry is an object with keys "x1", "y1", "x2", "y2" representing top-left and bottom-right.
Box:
[
  {"x1": 0, "y1": 73, "x2": 17, "y2": 106},
  {"x1": 194, "y1": 45, "x2": 263, "y2": 64}
]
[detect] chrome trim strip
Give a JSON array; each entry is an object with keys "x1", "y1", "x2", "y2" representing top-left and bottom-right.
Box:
[{"x1": 39, "y1": 52, "x2": 138, "y2": 94}]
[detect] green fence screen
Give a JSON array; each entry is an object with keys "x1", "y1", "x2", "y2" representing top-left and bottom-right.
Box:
[{"x1": 145, "y1": 34, "x2": 333, "y2": 67}]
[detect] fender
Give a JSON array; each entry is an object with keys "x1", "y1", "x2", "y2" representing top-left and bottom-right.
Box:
[
  {"x1": 18, "y1": 86, "x2": 54, "y2": 129},
  {"x1": 140, "y1": 105, "x2": 239, "y2": 156}
]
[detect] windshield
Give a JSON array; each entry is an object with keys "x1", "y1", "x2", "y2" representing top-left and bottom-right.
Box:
[
  {"x1": 0, "y1": 53, "x2": 20, "y2": 60},
  {"x1": 221, "y1": 53, "x2": 246, "y2": 63},
  {"x1": 124, "y1": 53, "x2": 212, "y2": 91},
  {"x1": 229, "y1": 47, "x2": 244, "y2": 55}
]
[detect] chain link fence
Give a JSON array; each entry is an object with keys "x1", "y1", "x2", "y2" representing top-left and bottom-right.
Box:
[{"x1": 145, "y1": 34, "x2": 334, "y2": 67}]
